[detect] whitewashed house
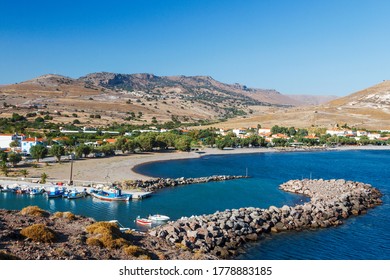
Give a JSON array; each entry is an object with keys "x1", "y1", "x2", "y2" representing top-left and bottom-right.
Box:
[
  {"x1": 232, "y1": 128, "x2": 247, "y2": 137},
  {"x1": 21, "y1": 137, "x2": 46, "y2": 155},
  {"x1": 0, "y1": 133, "x2": 25, "y2": 149}
]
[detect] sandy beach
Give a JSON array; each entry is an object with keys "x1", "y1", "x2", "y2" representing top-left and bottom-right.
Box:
[{"x1": 18, "y1": 145, "x2": 390, "y2": 183}]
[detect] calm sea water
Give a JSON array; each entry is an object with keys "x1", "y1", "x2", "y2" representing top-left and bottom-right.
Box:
[{"x1": 1, "y1": 150, "x2": 389, "y2": 259}]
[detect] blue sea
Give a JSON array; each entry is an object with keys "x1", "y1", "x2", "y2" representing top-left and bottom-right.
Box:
[{"x1": 1, "y1": 150, "x2": 390, "y2": 259}]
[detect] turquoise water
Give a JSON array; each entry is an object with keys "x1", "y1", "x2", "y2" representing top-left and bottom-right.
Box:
[{"x1": 1, "y1": 150, "x2": 389, "y2": 259}]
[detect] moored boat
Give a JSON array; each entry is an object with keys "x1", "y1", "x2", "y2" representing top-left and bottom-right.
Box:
[
  {"x1": 148, "y1": 214, "x2": 170, "y2": 223},
  {"x1": 90, "y1": 187, "x2": 131, "y2": 201},
  {"x1": 46, "y1": 186, "x2": 66, "y2": 198},
  {"x1": 29, "y1": 187, "x2": 45, "y2": 196},
  {"x1": 64, "y1": 188, "x2": 87, "y2": 199},
  {"x1": 135, "y1": 216, "x2": 152, "y2": 226}
]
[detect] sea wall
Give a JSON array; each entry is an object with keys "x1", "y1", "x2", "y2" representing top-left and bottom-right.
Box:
[
  {"x1": 149, "y1": 179, "x2": 383, "y2": 258},
  {"x1": 119, "y1": 175, "x2": 246, "y2": 192}
]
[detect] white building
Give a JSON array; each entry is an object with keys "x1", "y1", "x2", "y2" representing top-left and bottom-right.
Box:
[
  {"x1": 326, "y1": 130, "x2": 347, "y2": 137},
  {"x1": 367, "y1": 133, "x2": 381, "y2": 140},
  {"x1": 357, "y1": 131, "x2": 368, "y2": 137},
  {"x1": 232, "y1": 128, "x2": 247, "y2": 137},
  {"x1": 0, "y1": 133, "x2": 25, "y2": 149},
  {"x1": 258, "y1": 128, "x2": 271, "y2": 135},
  {"x1": 21, "y1": 137, "x2": 46, "y2": 154}
]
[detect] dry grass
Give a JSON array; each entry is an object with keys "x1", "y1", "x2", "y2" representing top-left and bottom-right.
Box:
[
  {"x1": 19, "y1": 206, "x2": 50, "y2": 217},
  {"x1": 53, "y1": 211, "x2": 76, "y2": 220},
  {"x1": 123, "y1": 245, "x2": 151, "y2": 259},
  {"x1": 85, "y1": 221, "x2": 130, "y2": 249},
  {"x1": 20, "y1": 224, "x2": 57, "y2": 243},
  {"x1": 86, "y1": 237, "x2": 103, "y2": 247}
]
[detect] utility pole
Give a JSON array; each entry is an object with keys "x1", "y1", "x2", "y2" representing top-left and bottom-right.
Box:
[{"x1": 69, "y1": 154, "x2": 74, "y2": 185}]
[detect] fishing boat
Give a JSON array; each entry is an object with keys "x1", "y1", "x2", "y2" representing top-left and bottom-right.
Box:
[
  {"x1": 135, "y1": 216, "x2": 152, "y2": 226},
  {"x1": 90, "y1": 187, "x2": 131, "y2": 201},
  {"x1": 46, "y1": 186, "x2": 66, "y2": 198},
  {"x1": 148, "y1": 214, "x2": 170, "y2": 223},
  {"x1": 29, "y1": 187, "x2": 45, "y2": 196},
  {"x1": 63, "y1": 188, "x2": 87, "y2": 199}
]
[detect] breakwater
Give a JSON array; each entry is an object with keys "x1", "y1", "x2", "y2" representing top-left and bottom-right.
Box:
[
  {"x1": 149, "y1": 179, "x2": 383, "y2": 258},
  {"x1": 119, "y1": 175, "x2": 247, "y2": 192}
]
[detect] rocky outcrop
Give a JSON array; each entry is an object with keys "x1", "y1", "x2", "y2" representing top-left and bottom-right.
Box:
[
  {"x1": 149, "y1": 179, "x2": 382, "y2": 258},
  {"x1": 120, "y1": 175, "x2": 247, "y2": 192}
]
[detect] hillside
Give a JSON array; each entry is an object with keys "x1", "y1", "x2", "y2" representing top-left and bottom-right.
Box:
[
  {"x1": 0, "y1": 72, "x2": 298, "y2": 127},
  {"x1": 208, "y1": 81, "x2": 390, "y2": 130},
  {"x1": 286, "y1": 94, "x2": 338, "y2": 106}
]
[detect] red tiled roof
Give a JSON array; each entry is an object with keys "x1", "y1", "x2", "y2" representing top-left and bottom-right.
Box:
[{"x1": 23, "y1": 138, "x2": 44, "y2": 142}]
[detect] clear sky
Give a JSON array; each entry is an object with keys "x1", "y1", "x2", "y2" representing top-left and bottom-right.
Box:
[{"x1": 1, "y1": 0, "x2": 390, "y2": 96}]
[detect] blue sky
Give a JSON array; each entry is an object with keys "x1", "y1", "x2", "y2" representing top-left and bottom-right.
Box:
[{"x1": 1, "y1": 0, "x2": 390, "y2": 96}]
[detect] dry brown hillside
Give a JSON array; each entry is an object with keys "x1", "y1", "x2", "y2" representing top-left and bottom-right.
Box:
[
  {"x1": 207, "y1": 81, "x2": 390, "y2": 130},
  {"x1": 0, "y1": 72, "x2": 298, "y2": 127}
]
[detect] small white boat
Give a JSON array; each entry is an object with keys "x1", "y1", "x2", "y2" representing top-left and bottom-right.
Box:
[
  {"x1": 148, "y1": 214, "x2": 170, "y2": 223},
  {"x1": 136, "y1": 217, "x2": 152, "y2": 226}
]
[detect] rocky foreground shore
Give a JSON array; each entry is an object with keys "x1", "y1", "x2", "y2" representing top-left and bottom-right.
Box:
[
  {"x1": 0, "y1": 179, "x2": 383, "y2": 260},
  {"x1": 149, "y1": 179, "x2": 383, "y2": 258}
]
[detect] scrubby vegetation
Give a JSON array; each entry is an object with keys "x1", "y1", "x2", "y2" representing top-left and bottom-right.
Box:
[
  {"x1": 20, "y1": 224, "x2": 57, "y2": 243},
  {"x1": 19, "y1": 206, "x2": 50, "y2": 217},
  {"x1": 53, "y1": 211, "x2": 76, "y2": 220},
  {"x1": 85, "y1": 221, "x2": 130, "y2": 249}
]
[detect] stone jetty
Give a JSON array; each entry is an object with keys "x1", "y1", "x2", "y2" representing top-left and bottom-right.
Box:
[
  {"x1": 149, "y1": 179, "x2": 383, "y2": 258},
  {"x1": 119, "y1": 175, "x2": 246, "y2": 192}
]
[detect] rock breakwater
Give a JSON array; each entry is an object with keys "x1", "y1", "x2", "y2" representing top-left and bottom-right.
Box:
[
  {"x1": 119, "y1": 175, "x2": 246, "y2": 192},
  {"x1": 149, "y1": 179, "x2": 382, "y2": 258}
]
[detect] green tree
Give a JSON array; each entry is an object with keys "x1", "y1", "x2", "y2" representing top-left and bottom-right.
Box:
[
  {"x1": 7, "y1": 152, "x2": 22, "y2": 167},
  {"x1": 135, "y1": 133, "x2": 156, "y2": 151},
  {"x1": 0, "y1": 162, "x2": 9, "y2": 177},
  {"x1": 40, "y1": 172, "x2": 48, "y2": 184},
  {"x1": 20, "y1": 169, "x2": 29, "y2": 178},
  {"x1": 50, "y1": 144, "x2": 65, "y2": 163},
  {"x1": 0, "y1": 150, "x2": 7, "y2": 162},
  {"x1": 358, "y1": 136, "x2": 371, "y2": 145},
  {"x1": 30, "y1": 145, "x2": 48, "y2": 162},
  {"x1": 75, "y1": 144, "x2": 91, "y2": 158},
  {"x1": 174, "y1": 136, "x2": 192, "y2": 151},
  {"x1": 9, "y1": 141, "x2": 19, "y2": 148},
  {"x1": 115, "y1": 137, "x2": 128, "y2": 153},
  {"x1": 125, "y1": 139, "x2": 139, "y2": 153}
]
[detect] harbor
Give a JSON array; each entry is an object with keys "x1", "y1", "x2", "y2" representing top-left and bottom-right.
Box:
[{"x1": 0, "y1": 178, "x2": 153, "y2": 200}]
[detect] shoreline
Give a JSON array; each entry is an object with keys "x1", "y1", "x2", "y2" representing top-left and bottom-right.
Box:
[{"x1": 17, "y1": 145, "x2": 390, "y2": 183}]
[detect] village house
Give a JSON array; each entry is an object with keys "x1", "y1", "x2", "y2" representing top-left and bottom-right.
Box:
[
  {"x1": 232, "y1": 128, "x2": 247, "y2": 138},
  {"x1": 0, "y1": 133, "x2": 25, "y2": 149},
  {"x1": 326, "y1": 129, "x2": 347, "y2": 137},
  {"x1": 21, "y1": 137, "x2": 46, "y2": 155},
  {"x1": 367, "y1": 133, "x2": 381, "y2": 140},
  {"x1": 258, "y1": 128, "x2": 271, "y2": 136}
]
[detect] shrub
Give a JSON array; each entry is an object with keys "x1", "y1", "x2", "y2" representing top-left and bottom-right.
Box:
[
  {"x1": 20, "y1": 206, "x2": 49, "y2": 217},
  {"x1": 86, "y1": 237, "x2": 103, "y2": 247},
  {"x1": 53, "y1": 211, "x2": 76, "y2": 220},
  {"x1": 20, "y1": 224, "x2": 57, "y2": 243},
  {"x1": 123, "y1": 245, "x2": 144, "y2": 257},
  {"x1": 86, "y1": 222, "x2": 129, "y2": 249}
]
